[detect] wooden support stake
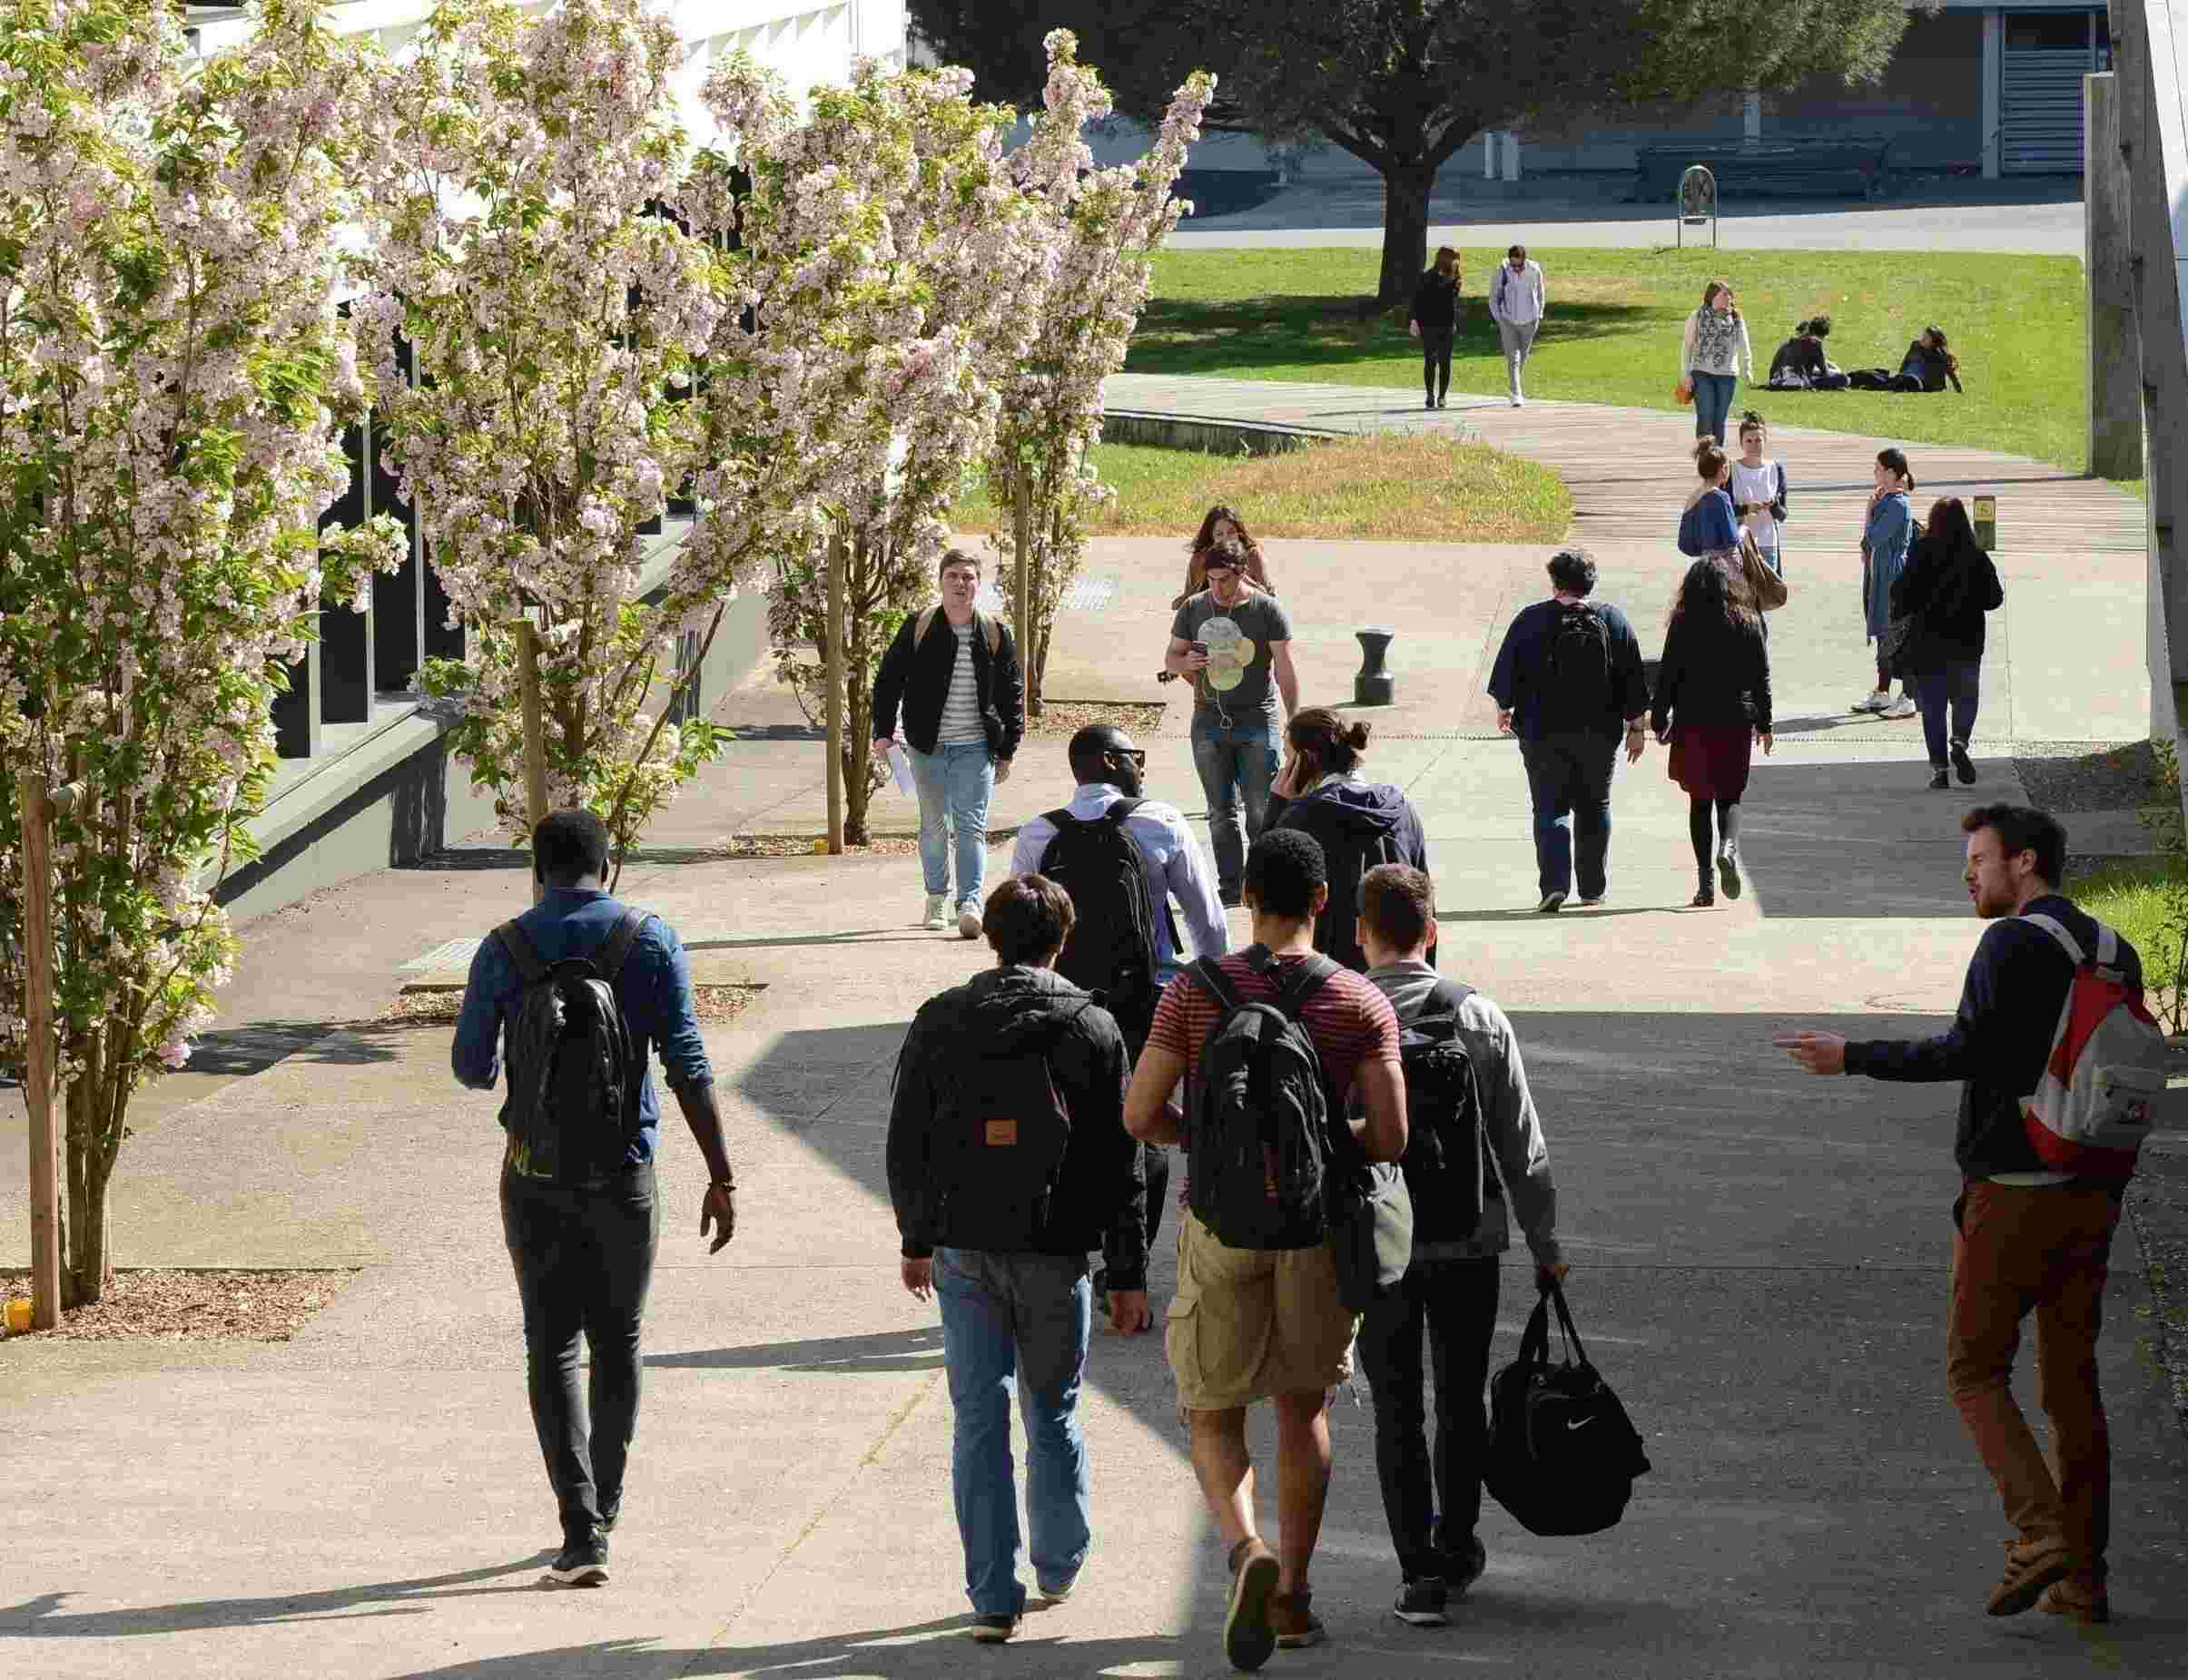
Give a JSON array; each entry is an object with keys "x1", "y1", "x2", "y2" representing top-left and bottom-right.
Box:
[
  {"x1": 17, "y1": 769, "x2": 63, "y2": 1331},
  {"x1": 825, "y1": 534, "x2": 845, "y2": 856},
  {"x1": 512, "y1": 617, "x2": 549, "y2": 900},
  {"x1": 1013, "y1": 466, "x2": 1033, "y2": 713}
]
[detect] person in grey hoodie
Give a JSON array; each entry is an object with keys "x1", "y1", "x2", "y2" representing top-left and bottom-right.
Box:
[{"x1": 1353, "y1": 863, "x2": 1567, "y2": 1630}]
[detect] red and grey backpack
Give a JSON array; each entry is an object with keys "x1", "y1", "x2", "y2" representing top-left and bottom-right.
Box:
[{"x1": 2018, "y1": 913, "x2": 2168, "y2": 1179}]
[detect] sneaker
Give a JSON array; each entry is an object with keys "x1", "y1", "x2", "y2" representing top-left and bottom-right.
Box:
[
  {"x1": 1443, "y1": 1536, "x2": 1487, "y2": 1596},
  {"x1": 1510, "y1": 394, "x2": 1523, "y2": 408},
  {"x1": 1928, "y1": 767, "x2": 1951, "y2": 791},
  {"x1": 1716, "y1": 845, "x2": 1742, "y2": 902},
  {"x1": 1578, "y1": 893, "x2": 1606, "y2": 907},
  {"x1": 2036, "y1": 1577, "x2": 2110, "y2": 1624},
  {"x1": 922, "y1": 893, "x2": 949, "y2": 931},
  {"x1": 1950, "y1": 739, "x2": 1976, "y2": 784},
  {"x1": 1690, "y1": 885, "x2": 1716, "y2": 909},
  {"x1": 1852, "y1": 690, "x2": 1890, "y2": 713},
  {"x1": 1393, "y1": 1577, "x2": 1449, "y2": 1627},
  {"x1": 1269, "y1": 1589, "x2": 1326, "y2": 1650},
  {"x1": 1424, "y1": 398, "x2": 1436, "y2": 410},
  {"x1": 544, "y1": 1535, "x2": 609, "y2": 1587},
  {"x1": 969, "y1": 1612, "x2": 1019, "y2": 1643},
  {"x1": 1987, "y1": 1534, "x2": 2075, "y2": 1616},
  {"x1": 956, "y1": 901, "x2": 982, "y2": 939},
  {"x1": 1879, "y1": 694, "x2": 1918, "y2": 721},
  {"x1": 1223, "y1": 1538, "x2": 1280, "y2": 1672},
  {"x1": 1536, "y1": 890, "x2": 1566, "y2": 913},
  {"x1": 1218, "y1": 887, "x2": 1243, "y2": 909}
]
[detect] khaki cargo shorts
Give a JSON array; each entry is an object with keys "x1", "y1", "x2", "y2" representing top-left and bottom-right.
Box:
[{"x1": 1166, "y1": 1211, "x2": 1357, "y2": 1412}]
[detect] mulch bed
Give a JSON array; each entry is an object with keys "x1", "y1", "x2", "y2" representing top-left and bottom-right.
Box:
[
  {"x1": 0, "y1": 1267, "x2": 353, "y2": 1342},
  {"x1": 1023, "y1": 701, "x2": 1168, "y2": 740},
  {"x1": 2013, "y1": 741, "x2": 2165, "y2": 814}
]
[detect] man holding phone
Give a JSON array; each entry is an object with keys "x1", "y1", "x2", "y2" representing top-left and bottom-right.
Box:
[{"x1": 1166, "y1": 538, "x2": 1298, "y2": 908}]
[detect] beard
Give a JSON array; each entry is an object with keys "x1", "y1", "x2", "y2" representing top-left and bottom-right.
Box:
[{"x1": 1113, "y1": 761, "x2": 1145, "y2": 799}]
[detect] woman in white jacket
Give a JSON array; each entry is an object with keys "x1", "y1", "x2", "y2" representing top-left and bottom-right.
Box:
[{"x1": 1678, "y1": 280, "x2": 1754, "y2": 447}]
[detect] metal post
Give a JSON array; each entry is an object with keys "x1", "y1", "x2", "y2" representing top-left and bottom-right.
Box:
[
  {"x1": 1013, "y1": 467, "x2": 1033, "y2": 715},
  {"x1": 825, "y1": 533, "x2": 845, "y2": 856},
  {"x1": 512, "y1": 618, "x2": 549, "y2": 899},
  {"x1": 17, "y1": 770, "x2": 67, "y2": 1330}
]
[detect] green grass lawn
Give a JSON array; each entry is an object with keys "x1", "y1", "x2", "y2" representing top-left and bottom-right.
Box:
[
  {"x1": 953, "y1": 433, "x2": 1572, "y2": 545},
  {"x1": 1131, "y1": 246, "x2": 2114, "y2": 482},
  {"x1": 2075, "y1": 857, "x2": 2188, "y2": 1028}
]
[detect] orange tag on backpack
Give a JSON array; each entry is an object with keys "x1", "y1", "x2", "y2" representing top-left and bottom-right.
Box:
[{"x1": 985, "y1": 1119, "x2": 1018, "y2": 1146}]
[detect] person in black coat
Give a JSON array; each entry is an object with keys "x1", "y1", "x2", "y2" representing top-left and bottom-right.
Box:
[
  {"x1": 1409, "y1": 247, "x2": 1462, "y2": 409},
  {"x1": 1893, "y1": 326, "x2": 1963, "y2": 393},
  {"x1": 1890, "y1": 496, "x2": 2005, "y2": 791},
  {"x1": 1268, "y1": 707, "x2": 1429, "y2": 972},
  {"x1": 1651, "y1": 558, "x2": 1773, "y2": 908}
]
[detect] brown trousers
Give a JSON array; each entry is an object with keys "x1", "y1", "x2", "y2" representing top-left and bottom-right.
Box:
[{"x1": 1947, "y1": 1179, "x2": 2123, "y2": 1584}]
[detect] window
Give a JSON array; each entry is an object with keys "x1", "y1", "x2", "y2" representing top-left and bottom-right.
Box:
[{"x1": 2004, "y1": 11, "x2": 2094, "y2": 52}]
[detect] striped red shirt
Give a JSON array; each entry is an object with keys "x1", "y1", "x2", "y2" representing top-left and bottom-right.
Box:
[{"x1": 1148, "y1": 951, "x2": 1401, "y2": 1118}]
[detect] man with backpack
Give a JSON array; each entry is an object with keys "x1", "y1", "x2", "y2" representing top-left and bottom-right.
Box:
[
  {"x1": 1776, "y1": 805, "x2": 2165, "y2": 1626},
  {"x1": 450, "y1": 809, "x2": 736, "y2": 1589},
  {"x1": 1352, "y1": 864, "x2": 1568, "y2": 1628},
  {"x1": 872, "y1": 547, "x2": 1026, "y2": 938},
  {"x1": 1008, "y1": 723, "x2": 1228, "y2": 1314},
  {"x1": 887, "y1": 874, "x2": 1151, "y2": 1644},
  {"x1": 1124, "y1": 829, "x2": 1408, "y2": 1670},
  {"x1": 1485, "y1": 549, "x2": 1651, "y2": 912}
]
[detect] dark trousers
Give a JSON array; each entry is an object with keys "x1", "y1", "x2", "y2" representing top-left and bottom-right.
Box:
[
  {"x1": 1421, "y1": 330, "x2": 1454, "y2": 403},
  {"x1": 1915, "y1": 658, "x2": 1982, "y2": 768},
  {"x1": 501, "y1": 1163, "x2": 659, "y2": 1544},
  {"x1": 1355, "y1": 1257, "x2": 1503, "y2": 1579},
  {"x1": 1517, "y1": 731, "x2": 1619, "y2": 899}
]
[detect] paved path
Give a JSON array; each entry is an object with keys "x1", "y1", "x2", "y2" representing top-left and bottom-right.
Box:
[{"x1": 2, "y1": 386, "x2": 2183, "y2": 1676}]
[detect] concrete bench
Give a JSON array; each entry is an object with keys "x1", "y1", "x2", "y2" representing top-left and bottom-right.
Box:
[{"x1": 1637, "y1": 136, "x2": 1895, "y2": 203}]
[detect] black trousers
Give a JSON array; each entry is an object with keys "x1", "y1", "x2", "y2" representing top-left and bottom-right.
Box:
[
  {"x1": 1355, "y1": 1256, "x2": 1503, "y2": 1579},
  {"x1": 1421, "y1": 330, "x2": 1454, "y2": 403},
  {"x1": 501, "y1": 1163, "x2": 659, "y2": 1544}
]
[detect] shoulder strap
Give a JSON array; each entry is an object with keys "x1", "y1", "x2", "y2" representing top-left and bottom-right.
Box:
[
  {"x1": 492, "y1": 919, "x2": 549, "y2": 987},
  {"x1": 598, "y1": 908, "x2": 652, "y2": 984},
  {"x1": 2094, "y1": 923, "x2": 2119, "y2": 969},
  {"x1": 1105, "y1": 798, "x2": 1146, "y2": 828},
  {"x1": 2018, "y1": 912, "x2": 2086, "y2": 968},
  {"x1": 1417, "y1": 977, "x2": 1473, "y2": 1024},
  {"x1": 1271, "y1": 954, "x2": 1340, "y2": 1022},
  {"x1": 915, "y1": 605, "x2": 938, "y2": 643},
  {"x1": 1188, "y1": 955, "x2": 1240, "y2": 1014},
  {"x1": 1041, "y1": 807, "x2": 1079, "y2": 831},
  {"x1": 983, "y1": 614, "x2": 1001, "y2": 655}
]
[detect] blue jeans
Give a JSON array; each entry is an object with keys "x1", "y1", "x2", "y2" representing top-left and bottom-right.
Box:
[
  {"x1": 907, "y1": 741, "x2": 994, "y2": 905},
  {"x1": 1916, "y1": 658, "x2": 1983, "y2": 767},
  {"x1": 1690, "y1": 370, "x2": 1737, "y2": 444},
  {"x1": 935, "y1": 1248, "x2": 1093, "y2": 1615},
  {"x1": 1518, "y1": 732, "x2": 1619, "y2": 899},
  {"x1": 1191, "y1": 713, "x2": 1281, "y2": 895}
]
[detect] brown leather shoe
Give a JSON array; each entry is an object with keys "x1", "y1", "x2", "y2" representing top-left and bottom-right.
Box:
[
  {"x1": 2036, "y1": 1577, "x2": 2110, "y2": 1624},
  {"x1": 1223, "y1": 1538, "x2": 1279, "y2": 1672},
  {"x1": 1270, "y1": 1589, "x2": 1326, "y2": 1649},
  {"x1": 1987, "y1": 1534, "x2": 2074, "y2": 1616}
]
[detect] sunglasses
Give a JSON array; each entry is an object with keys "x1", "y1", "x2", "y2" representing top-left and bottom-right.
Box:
[{"x1": 1106, "y1": 747, "x2": 1148, "y2": 769}]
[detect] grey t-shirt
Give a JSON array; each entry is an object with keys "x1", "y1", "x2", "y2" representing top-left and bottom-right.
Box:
[{"x1": 1170, "y1": 591, "x2": 1293, "y2": 720}]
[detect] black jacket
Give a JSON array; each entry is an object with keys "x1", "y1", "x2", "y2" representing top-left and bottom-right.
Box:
[
  {"x1": 1844, "y1": 894, "x2": 2142, "y2": 1183},
  {"x1": 886, "y1": 966, "x2": 1148, "y2": 1289},
  {"x1": 872, "y1": 608, "x2": 1025, "y2": 761},
  {"x1": 1769, "y1": 335, "x2": 1827, "y2": 382},
  {"x1": 1896, "y1": 339, "x2": 1964, "y2": 393},
  {"x1": 1890, "y1": 529, "x2": 2003, "y2": 671},
  {"x1": 1270, "y1": 779, "x2": 1432, "y2": 975},
  {"x1": 1650, "y1": 606, "x2": 1772, "y2": 733},
  {"x1": 1411, "y1": 270, "x2": 1460, "y2": 338}
]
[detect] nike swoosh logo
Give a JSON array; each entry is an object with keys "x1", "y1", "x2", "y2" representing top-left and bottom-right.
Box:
[{"x1": 1564, "y1": 1417, "x2": 1595, "y2": 1430}]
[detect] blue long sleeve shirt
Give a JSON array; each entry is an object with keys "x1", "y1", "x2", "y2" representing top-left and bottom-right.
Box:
[
  {"x1": 450, "y1": 887, "x2": 714, "y2": 1164},
  {"x1": 1487, "y1": 596, "x2": 1650, "y2": 740}
]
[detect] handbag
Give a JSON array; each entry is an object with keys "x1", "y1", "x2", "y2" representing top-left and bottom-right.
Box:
[
  {"x1": 1877, "y1": 614, "x2": 1915, "y2": 674},
  {"x1": 1674, "y1": 376, "x2": 1694, "y2": 405},
  {"x1": 1484, "y1": 1282, "x2": 1651, "y2": 1536},
  {"x1": 1327, "y1": 1162, "x2": 1412, "y2": 1312}
]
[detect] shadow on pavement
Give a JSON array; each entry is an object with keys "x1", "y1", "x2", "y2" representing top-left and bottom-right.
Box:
[
  {"x1": 646, "y1": 1326, "x2": 944, "y2": 1376},
  {"x1": 1737, "y1": 758, "x2": 1979, "y2": 921},
  {"x1": 1131, "y1": 295, "x2": 1651, "y2": 379},
  {"x1": 0, "y1": 1558, "x2": 552, "y2": 1642}
]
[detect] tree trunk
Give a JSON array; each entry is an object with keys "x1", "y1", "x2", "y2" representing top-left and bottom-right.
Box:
[
  {"x1": 62, "y1": 1058, "x2": 118, "y2": 1307},
  {"x1": 1377, "y1": 162, "x2": 1435, "y2": 306},
  {"x1": 843, "y1": 604, "x2": 874, "y2": 846}
]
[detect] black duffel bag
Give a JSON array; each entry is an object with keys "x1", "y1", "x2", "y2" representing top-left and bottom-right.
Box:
[{"x1": 1484, "y1": 1282, "x2": 1651, "y2": 1536}]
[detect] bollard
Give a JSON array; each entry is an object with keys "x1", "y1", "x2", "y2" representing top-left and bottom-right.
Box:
[
  {"x1": 1354, "y1": 628, "x2": 1396, "y2": 706},
  {"x1": 1972, "y1": 494, "x2": 1996, "y2": 552}
]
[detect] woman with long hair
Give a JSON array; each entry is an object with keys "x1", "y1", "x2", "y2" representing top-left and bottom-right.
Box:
[
  {"x1": 1891, "y1": 496, "x2": 2005, "y2": 789},
  {"x1": 1175, "y1": 505, "x2": 1275, "y2": 610},
  {"x1": 1856, "y1": 447, "x2": 1918, "y2": 719},
  {"x1": 1678, "y1": 280, "x2": 1754, "y2": 446},
  {"x1": 1410, "y1": 246, "x2": 1462, "y2": 409},
  {"x1": 1651, "y1": 558, "x2": 1773, "y2": 908},
  {"x1": 1892, "y1": 325, "x2": 1963, "y2": 394},
  {"x1": 1269, "y1": 707, "x2": 1428, "y2": 972}
]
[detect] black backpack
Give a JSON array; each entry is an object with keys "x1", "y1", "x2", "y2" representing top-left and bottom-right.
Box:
[
  {"x1": 494, "y1": 909, "x2": 650, "y2": 1184},
  {"x1": 1485, "y1": 1282, "x2": 1651, "y2": 1536},
  {"x1": 1287, "y1": 798, "x2": 1411, "y2": 975},
  {"x1": 927, "y1": 1000, "x2": 1076, "y2": 1253},
  {"x1": 1542, "y1": 602, "x2": 1613, "y2": 729},
  {"x1": 1186, "y1": 950, "x2": 1340, "y2": 1251},
  {"x1": 1395, "y1": 979, "x2": 1491, "y2": 1244},
  {"x1": 1040, "y1": 801, "x2": 1165, "y2": 1041}
]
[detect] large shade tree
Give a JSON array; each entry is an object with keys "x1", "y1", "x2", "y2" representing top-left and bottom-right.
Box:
[{"x1": 909, "y1": 0, "x2": 1931, "y2": 302}]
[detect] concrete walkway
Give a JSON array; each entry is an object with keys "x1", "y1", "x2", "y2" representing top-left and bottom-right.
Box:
[{"x1": 3, "y1": 384, "x2": 2183, "y2": 1676}]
